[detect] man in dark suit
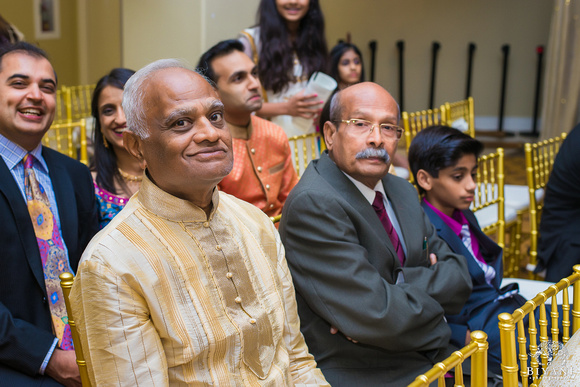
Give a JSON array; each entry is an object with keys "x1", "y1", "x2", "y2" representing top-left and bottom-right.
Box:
[
  {"x1": 537, "y1": 124, "x2": 580, "y2": 282},
  {"x1": 279, "y1": 82, "x2": 472, "y2": 386},
  {"x1": 0, "y1": 42, "x2": 99, "y2": 386}
]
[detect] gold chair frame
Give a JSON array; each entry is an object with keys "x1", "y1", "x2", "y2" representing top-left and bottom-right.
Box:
[
  {"x1": 287, "y1": 132, "x2": 326, "y2": 177},
  {"x1": 443, "y1": 97, "x2": 476, "y2": 138},
  {"x1": 270, "y1": 214, "x2": 282, "y2": 224},
  {"x1": 472, "y1": 148, "x2": 506, "y2": 248},
  {"x1": 59, "y1": 273, "x2": 92, "y2": 387},
  {"x1": 522, "y1": 132, "x2": 567, "y2": 276},
  {"x1": 42, "y1": 119, "x2": 89, "y2": 165},
  {"x1": 408, "y1": 331, "x2": 488, "y2": 387},
  {"x1": 68, "y1": 84, "x2": 95, "y2": 121},
  {"x1": 498, "y1": 264, "x2": 580, "y2": 387},
  {"x1": 402, "y1": 107, "x2": 444, "y2": 153}
]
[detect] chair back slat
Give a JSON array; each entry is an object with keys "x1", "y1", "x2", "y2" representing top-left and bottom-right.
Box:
[
  {"x1": 288, "y1": 132, "x2": 325, "y2": 177},
  {"x1": 59, "y1": 273, "x2": 92, "y2": 386},
  {"x1": 42, "y1": 119, "x2": 89, "y2": 165},
  {"x1": 442, "y1": 97, "x2": 476, "y2": 138},
  {"x1": 472, "y1": 148, "x2": 505, "y2": 247}
]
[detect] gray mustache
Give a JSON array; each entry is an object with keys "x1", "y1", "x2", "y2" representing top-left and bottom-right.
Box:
[{"x1": 355, "y1": 148, "x2": 390, "y2": 163}]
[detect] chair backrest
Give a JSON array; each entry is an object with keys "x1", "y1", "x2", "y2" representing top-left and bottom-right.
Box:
[
  {"x1": 68, "y1": 84, "x2": 96, "y2": 121},
  {"x1": 442, "y1": 97, "x2": 476, "y2": 138},
  {"x1": 287, "y1": 132, "x2": 326, "y2": 177},
  {"x1": 59, "y1": 273, "x2": 92, "y2": 387},
  {"x1": 525, "y1": 132, "x2": 567, "y2": 272},
  {"x1": 53, "y1": 87, "x2": 71, "y2": 124},
  {"x1": 42, "y1": 119, "x2": 89, "y2": 165},
  {"x1": 402, "y1": 107, "x2": 444, "y2": 153},
  {"x1": 498, "y1": 264, "x2": 580, "y2": 387},
  {"x1": 408, "y1": 330, "x2": 488, "y2": 387},
  {"x1": 471, "y1": 148, "x2": 506, "y2": 248}
]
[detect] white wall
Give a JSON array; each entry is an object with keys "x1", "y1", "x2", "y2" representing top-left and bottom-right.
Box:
[{"x1": 121, "y1": 0, "x2": 258, "y2": 70}]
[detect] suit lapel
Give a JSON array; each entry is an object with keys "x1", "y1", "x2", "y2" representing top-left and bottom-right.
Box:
[
  {"x1": 315, "y1": 153, "x2": 398, "y2": 260},
  {"x1": 463, "y1": 210, "x2": 503, "y2": 288},
  {"x1": 0, "y1": 156, "x2": 46, "y2": 293},
  {"x1": 421, "y1": 202, "x2": 488, "y2": 284}
]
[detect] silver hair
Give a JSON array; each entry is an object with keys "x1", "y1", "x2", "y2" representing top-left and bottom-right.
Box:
[{"x1": 122, "y1": 58, "x2": 211, "y2": 139}]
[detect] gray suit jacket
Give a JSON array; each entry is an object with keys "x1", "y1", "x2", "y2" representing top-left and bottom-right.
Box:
[{"x1": 279, "y1": 152, "x2": 472, "y2": 386}]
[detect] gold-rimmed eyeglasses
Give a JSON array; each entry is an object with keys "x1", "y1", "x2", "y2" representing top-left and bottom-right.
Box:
[{"x1": 338, "y1": 118, "x2": 404, "y2": 139}]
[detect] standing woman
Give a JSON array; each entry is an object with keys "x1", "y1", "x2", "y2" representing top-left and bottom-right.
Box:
[
  {"x1": 239, "y1": 0, "x2": 328, "y2": 137},
  {"x1": 91, "y1": 68, "x2": 143, "y2": 228}
]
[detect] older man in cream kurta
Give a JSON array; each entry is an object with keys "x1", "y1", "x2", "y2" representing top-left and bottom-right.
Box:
[{"x1": 69, "y1": 59, "x2": 327, "y2": 386}]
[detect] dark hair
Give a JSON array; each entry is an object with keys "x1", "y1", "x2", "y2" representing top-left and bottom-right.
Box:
[
  {"x1": 0, "y1": 41, "x2": 55, "y2": 82},
  {"x1": 329, "y1": 42, "x2": 365, "y2": 85},
  {"x1": 90, "y1": 68, "x2": 135, "y2": 194},
  {"x1": 0, "y1": 15, "x2": 19, "y2": 46},
  {"x1": 197, "y1": 39, "x2": 245, "y2": 84},
  {"x1": 408, "y1": 125, "x2": 484, "y2": 194},
  {"x1": 256, "y1": 0, "x2": 327, "y2": 94}
]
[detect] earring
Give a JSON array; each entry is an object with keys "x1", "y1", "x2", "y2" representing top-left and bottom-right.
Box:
[{"x1": 102, "y1": 133, "x2": 109, "y2": 148}]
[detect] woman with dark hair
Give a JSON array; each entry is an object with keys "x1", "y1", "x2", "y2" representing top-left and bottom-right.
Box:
[
  {"x1": 239, "y1": 0, "x2": 328, "y2": 137},
  {"x1": 91, "y1": 68, "x2": 142, "y2": 228},
  {"x1": 319, "y1": 42, "x2": 365, "y2": 128},
  {"x1": 329, "y1": 42, "x2": 364, "y2": 90}
]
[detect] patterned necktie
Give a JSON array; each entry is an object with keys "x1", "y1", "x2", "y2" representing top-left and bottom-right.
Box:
[
  {"x1": 23, "y1": 154, "x2": 74, "y2": 350},
  {"x1": 460, "y1": 223, "x2": 495, "y2": 284},
  {"x1": 372, "y1": 191, "x2": 405, "y2": 266}
]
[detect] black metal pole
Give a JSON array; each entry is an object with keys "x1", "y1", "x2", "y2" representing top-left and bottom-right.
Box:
[
  {"x1": 369, "y1": 40, "x2": 377, "y2": 82},
  {"x1": 429, "y1": 41, "x2": 441, "y2": 109},
  {"x1": 531, "y1": 45, "x2": 544, "y2": 136},
  {"x1": 498, "y1": 44, "x2": 510, "y2": 132},
  {"x1": 466, "y1": 42, "x2": 476, "y2": 99},
  {"x1": 396, "y1": 40, "x2": 405, "y2": 112}
]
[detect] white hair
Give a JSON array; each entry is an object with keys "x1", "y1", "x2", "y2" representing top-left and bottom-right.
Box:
[{"x1": 123, "y1": 58, "x2": 209, "y2": 139}]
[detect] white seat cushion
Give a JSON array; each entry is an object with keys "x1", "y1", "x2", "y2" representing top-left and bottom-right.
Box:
[
  {"x1": 473, "y1": 203, "x2": 518, "y2": 229},
  {"x1": 393, "y1": 166, "x2": 409, "y2": 179},
  {"x1": 504, "y1": 184, "x2": 545, "y2": 211}
]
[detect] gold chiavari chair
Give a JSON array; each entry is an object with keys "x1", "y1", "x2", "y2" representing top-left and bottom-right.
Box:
[
  {"x1": 270, "y1": 214, "x2": 281, "y2": 224},
  {"x1": 471, "y1": 148, "x2": 520, "y2": 277},
  {"x1": 402, "y1": 108, "x2": 444, "y2": 183},
  {"x1": 498, "y1": 264, "x2": 580, "y2": 387},
  {"x1": 53, "y1": 87, "x2": 71, "y2": 124},
  {"x1": 402, "y1": 107, "x2": 444, "y2": 153},
  {"x1": 287, "y1": 132, "x2": 326, "y2": 177},
  {"x1": 68, "y1": 84, "x2": 96, "y2": 121},
  {"x1": 42, "y1": 119, "x2": 89, "y2": 165},
  {"x1": 442, "y1": 97, "x2": 476, "y2": 138},
  {"x1": 59, "y1": 273, "x2": 92, "y2": 387},
  {"x1": 524, "y1": 133, "x2": 567, "y2": 277},
  {"x1": 408, "y1": 331, "x2": 488, "y2": 387}
]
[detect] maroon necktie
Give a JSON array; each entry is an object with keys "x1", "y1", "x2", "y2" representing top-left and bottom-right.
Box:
[{"x1": 372, "y1": 191, "x2": 405, "y2": 266}]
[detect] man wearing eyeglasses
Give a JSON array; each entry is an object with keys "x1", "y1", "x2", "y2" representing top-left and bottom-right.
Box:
[{"x1": 279, "y1": 82, "x2": 472, "y2": 386}]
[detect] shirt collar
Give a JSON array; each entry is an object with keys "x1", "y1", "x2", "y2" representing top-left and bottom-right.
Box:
[
  {"x1": 423, "y1": 198, "x2": 468, "y2": 237},
  {"x1": 0, "y1": 133, "x2": 47, "y2": 172},
  {"x1": 137, "y1": 171, "x2": 221, "y2": 222},
  {"x1": 342, "y1": 172, "x2": 386, "y2": 205}
]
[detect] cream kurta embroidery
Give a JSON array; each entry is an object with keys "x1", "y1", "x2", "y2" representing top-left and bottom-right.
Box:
[{"x1": 70, "y1": 175, "x2": 327, "y2": 386}]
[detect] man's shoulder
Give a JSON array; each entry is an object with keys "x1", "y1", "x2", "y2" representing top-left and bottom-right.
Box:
[
  {"x1": 42, "y1": 146, "x2": 90, "y2": 174},
  {"x1": 219, "y1": 191, "x2": 275, "y2": 223},
  {"x1": 251, "y1": 115, "x2": 288, "y2": 141}
]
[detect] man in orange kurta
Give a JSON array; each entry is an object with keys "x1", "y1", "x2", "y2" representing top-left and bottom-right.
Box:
[{"x1": 198, "y1": 40, "x2": 298, "y2": 217}]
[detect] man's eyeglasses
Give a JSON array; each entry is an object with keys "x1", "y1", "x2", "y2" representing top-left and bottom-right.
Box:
[{"x1": 338, "y1": 119, "x2": 404, "y2": 139}]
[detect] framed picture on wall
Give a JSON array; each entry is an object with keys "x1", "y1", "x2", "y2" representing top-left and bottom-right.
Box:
[{"x1": 34, "y1": 0, "x2": 61, "y2": 40}]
